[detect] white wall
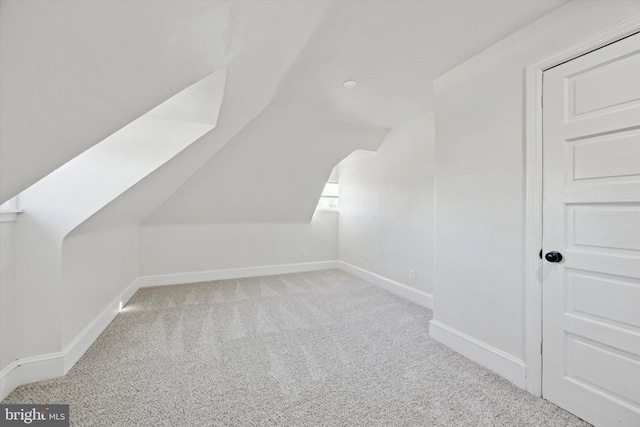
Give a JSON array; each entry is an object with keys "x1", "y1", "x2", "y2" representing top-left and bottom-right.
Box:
[
  {"x1": 0, "y1": 0, "x2": 586, "y2": 400},
  {"x1": 0, "y1": 2, "x2": 334, "y2": 387},
  {"x1": 338, "y1": 113, "x2": 435, "y2": 295},
  {"x1": 2, "y1": 70, "x2": 224, "y2": 370},
  {"x1": 61, "y1": 225, "x2": 138, "y2": 348},
  {"x1": 433, "y1": 1, "x2": 640, "y2": 365},
  {"x1": 145, "y1": 104, "x2": 386, "y2": 225},
  {"x1": 140, "y1": 211, "x2": 338, "y2": 278},
  {"x1": 0, "y1": 223, "x2": 18, "y2": 371},
  {"x1": 0, "y1": 0, "x2": 233, "y2": 203}
]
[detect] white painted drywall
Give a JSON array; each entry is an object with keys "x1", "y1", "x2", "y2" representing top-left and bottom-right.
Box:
[
  {"x1": 0, "y1": 223, "x2": 18, "y2": 371},
  {"x1": 0, "y1": 2, "x2": 333, "y2": 379},
  {"x1": 0, "y1": 0, "x2": 234, "y2": 203},
  {"x1": 145, "y1": 104, "x2": 386, "y2": 224},
  {"x1": 271, "y1": 1, "x2": 568, "y2": 129},
  {"x1": 0, "y1": 0, "x2": 566, "y2": 204},
  {"x1": 0, "y1": 0, "x2": 574, "y2": 394},
  {"x1": 61, "y1": 225, "x2": 138, "y2": 348},
  {"x1": 5, "y1": 69, "x2": 225, "y2": 365},
  {"x1": 338, "y1": 113, "x2": 435, "y2": 295},
  {"x1": 140, "y1": 212, "x2": 338, "y2": 277},
  {"x1": 433, "y1": 1, "x2": 640, "y2": 360}
]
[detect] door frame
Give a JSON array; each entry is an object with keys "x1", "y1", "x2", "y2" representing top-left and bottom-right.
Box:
[{"x1": 523, "y1": 15, "x2": 640, "y2": 396}]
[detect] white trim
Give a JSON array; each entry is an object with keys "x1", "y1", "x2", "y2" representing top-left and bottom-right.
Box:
[
  {"x1": 523, "y1": 16, "x2": 640, "y2": 395},
  {"x1": 0, "y1": 353, "x2": 65, "y2": 401},
  {"x1": 0, "y1": 194, "x2": 23, "y2": 222},
  {"x1": 0, "y1": 262, "x2": 338, "y2": 400},
  {"x1": 523, "y1": 60, "x2": 544, "y2": 397},
  {"x1": 0, "y1": 210, "x2": 23, "y2": 223},
  {"x1": 0, "y1": 260, "x2": 431, "y2": 400},
  {"x1": 0, "y1": 278, "x2": 140, "y2": 401},
  {"x1": 429, "y1": 320, "x2": 526, "y2": 389},
  {"x1": 530, "y1": 16, "x2": 640, "y2": 72},
  {"x1": 337, "y1": 261, "x2": 433, "y2": 309},
  {"x1": 138, "y1": 261, "x2": 340, "y2": 288},
  {"x1": 62, "y1": 278, "x2": 140, "y2": 371}
]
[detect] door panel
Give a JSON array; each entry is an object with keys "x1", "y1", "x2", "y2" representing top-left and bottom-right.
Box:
[
  {"x1": 542, "y1": 32, "x2": 640, "y2": 427},
  {"x1": 567, "y1": 335, "x2": 640, "y2": 406},
  {"x1": 572, "y1": 130, "x2": 640, "y2": 180},
  {"x1": 569, "y1": 271, "x2": 640, "y2": 329},
  {"x1": 571, "y1": 205, "x2": 640, "y2": 250},
  {"x1": 569, "y1": 52, "x2": 640, "y2": 117}
]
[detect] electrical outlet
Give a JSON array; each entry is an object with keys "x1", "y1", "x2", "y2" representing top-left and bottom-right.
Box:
[
  {"x1": 302, "y1": 249, "x2": 307, "y2": 257},
  {"x1": 409, "y1": 269, "x2": 415, "y2": 280}
]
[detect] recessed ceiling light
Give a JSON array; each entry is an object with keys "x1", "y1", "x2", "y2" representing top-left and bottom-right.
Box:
[{"x1": 343, "y1": 80, "x2": 357, "y2": 88}]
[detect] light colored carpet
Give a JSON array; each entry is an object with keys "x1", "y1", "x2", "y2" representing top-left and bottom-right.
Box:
[{"x1": 4, "y1": 269, "x2": 591, "y2": 426}]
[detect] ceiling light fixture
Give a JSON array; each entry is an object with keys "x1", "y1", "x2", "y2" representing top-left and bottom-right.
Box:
[{"x1": 343, "y1": 80, "x2": 357, "y2": 88}]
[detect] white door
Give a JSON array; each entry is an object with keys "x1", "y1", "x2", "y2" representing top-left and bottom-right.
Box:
[{"x1": 542, "y1": 32, "x2": 640, "y2": 427}]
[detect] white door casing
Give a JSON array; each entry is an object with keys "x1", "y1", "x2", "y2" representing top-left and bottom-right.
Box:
[{"x1": 542, "y1": 32, "x2": 640, "y2": 427}]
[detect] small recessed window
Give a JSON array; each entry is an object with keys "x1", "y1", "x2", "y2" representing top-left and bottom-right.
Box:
[{"x1": 316, "y1": 181, "x2": 339, "y2": 211}]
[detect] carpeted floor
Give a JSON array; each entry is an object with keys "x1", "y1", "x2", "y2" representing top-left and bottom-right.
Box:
[{"x1": 4, "y1": 269, "x2": 591, "y2": 426}]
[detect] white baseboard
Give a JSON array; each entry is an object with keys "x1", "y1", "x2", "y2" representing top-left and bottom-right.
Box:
[
  {"x1": 0, "y1": 353, "x2": 64, "y2": 402},
  {"x1": 62, "y1": 278, "x2": 140, "y2": 372},
  {"x1": 429, "y1": 319, "x2": 526, "y2": 389},
  {"x1": 0, "y1": 278, "x2": 141, "y2": 401},
  {"x1": 138, "y1": 260, "x2": 340, "y2": 288},
  {"x1": 337, "y1": 261, "x2": 433, "y2": 309},
  {"x1": 1, "y1": 261, "x2": 339, "y2": 400},
  {"x1": 1, "y1": 261, "x2": 430, "y2": 401}
]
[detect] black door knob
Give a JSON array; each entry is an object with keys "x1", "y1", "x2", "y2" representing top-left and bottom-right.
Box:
[{"x1": 545, "y1": 251, "x2": 563, "y2": 263}]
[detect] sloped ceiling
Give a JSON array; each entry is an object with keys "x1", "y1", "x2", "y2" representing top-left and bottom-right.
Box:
[
  {"x1": 0, "y1": 0, "x2": 326, "y2": 203},
  {"x1": 271, "y1": 0, "x2": 570, "y2": 129},
  {"x1": 144, "y1": 103, "x2": 387, "y2": 224},
  {"x1": 1, "y1": 0, "x2": 569, "y2": 222},
  {"x1": 146, "y1": 0, "x2": 568, "y2": 224}
]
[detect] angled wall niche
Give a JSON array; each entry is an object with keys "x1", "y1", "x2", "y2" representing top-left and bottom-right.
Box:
[{"x1": 3, "y1": 69, "x2": 227, "y2": 393}]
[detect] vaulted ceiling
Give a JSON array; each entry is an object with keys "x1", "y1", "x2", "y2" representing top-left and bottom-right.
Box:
[{"x1": 1, "y1": 0, "x2": 568, "y2": 224}]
